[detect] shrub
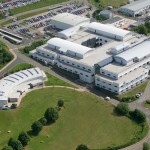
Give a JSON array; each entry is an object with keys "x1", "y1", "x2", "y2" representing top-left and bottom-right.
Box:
[
  {"x1": 31, "y1": 121, "x2": 43, "y2": 135},
  {"x1": 76, "y1": 144, "x2": 89, "y2": 150},
  {"x1": 115, "y1": 102, "x2": 129, "y2": 115},
  {"x1": 121, "y1": 96, "x2": 136, "y2": 102},
  {"x1": 8, "y1": 138, "x2": 23, "y2": 150},
  {"x1": 39, "y1": 117, "x2": 47, "y2": 126},
  {"x1": 18, "y1": 131, "x2": 30, "y2": 146},
  {"x1": 130, "y1": 109, "x2": 146, "y2": 123},
  {"x1": 146, "y1": 100, "x2": 150, "y2": 104},
  {"x1": 44, "y1": 107, "x2": 59, "y2": 123},
  {"x1": 57, "y1": 99, "x2": 64, "y2": 107},
  {"x1": 143, "y1": 142, "x2": 150, "y2": 150},
  {"x1": 2, "y1": 146, "x2": 13, "y2": 150}
]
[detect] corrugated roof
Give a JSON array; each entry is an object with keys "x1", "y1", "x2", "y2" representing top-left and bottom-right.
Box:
[
  {"x1": 47, "y1": 38, "x2": 92, "y2": 56},
  {"x1": 115, "y1": 39, "x2": 150, "y2": 62},
  {"x1": 87, "y1": 22, "x2": 130, "y2": 39},
  {"x1": 120, "y1": 0, "x2": 150, "y2": 12}
]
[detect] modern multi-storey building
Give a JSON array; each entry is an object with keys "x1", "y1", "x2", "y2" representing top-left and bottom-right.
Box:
[{"x1": 30, "y1": 21, "x2": 150, "y2": 95}]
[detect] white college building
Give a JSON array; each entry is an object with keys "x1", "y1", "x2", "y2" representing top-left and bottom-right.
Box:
[
  {"x1": 119, "y1": 0, "x2": 150, "y2": 17},
  {"x1": 30, "y1": 21, "x2": 150, "y2": 95},
  {"x1": 0, "y1": 67, "x2": 46, "y2": 108}
]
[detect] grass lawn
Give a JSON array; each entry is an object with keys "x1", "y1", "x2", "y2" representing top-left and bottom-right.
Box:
[
  {"x1": 118, "y1": 81, "x2": 149, "y2": 100},
  {"x1": 11, "y1": 0, "x2": 67, "y2": 15},
  {"x1": 0, "y1": 88, "x2": 146, "y2": 149},
  {"x1": 144, "y1": 103, "x2": 150, "y2": 109},
  {"x1": 8, "y1": 63, "x2": 34, "y2": 74},
  {"x1": 45, "y1": 73, "x2": 76, "y2": 88},
  {"x1": 90, "y1": 0, "x2": 128, "y2": 8},
  {"x1": 0, "y1": 20, "x2": 13, "y2": 26}
]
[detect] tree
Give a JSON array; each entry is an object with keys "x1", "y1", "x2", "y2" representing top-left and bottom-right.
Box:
[
  {"x1": 31, "y1": 121, "x2": 43, "y2": 135},
  {"x1": 44, "y1": 107, "x2": 59, "y2": 123},
  {"x1": 2, "y1": 146, "x2": 13, "y2": 150},
  {"x1": 143, "y1": 142, "x2": 150, "y2": 150},
  {"x1": 18, "y1": 131, "x2": 30, "y2": 146},
  {"x1": 76, "y1": 144, "x2": 89, "y2": 150},
  {"x1": 130, "y1": 109, "x2": 146, "y2": 123},
  {"x1": 8, "y1": 139, "x2": 23, "y2": 150},
  {"x1": 57, "y1": 99, "x2": 64, "y2": 107},
  {"x1": 39, "y1": 117, "x2": 47, "y2": 126},
  {"x1": 115, "y1": 102, "x2": 129, "y2": 115}
]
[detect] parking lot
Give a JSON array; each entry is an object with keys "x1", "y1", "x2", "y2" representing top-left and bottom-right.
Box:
[{"x1": 3, "y1": 4, "x2": 91, "y2": 41}]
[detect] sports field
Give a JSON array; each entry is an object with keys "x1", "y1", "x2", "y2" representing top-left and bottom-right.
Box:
[{"x1": 0, "y1": 88, "x2": 145, "y2": 149}]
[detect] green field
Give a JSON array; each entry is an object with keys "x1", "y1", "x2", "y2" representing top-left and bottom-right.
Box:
[
  {"x1": 0, "y1": 88, "x2": 145, "y2": 149},
  {"x1": 8, "y1": 63, "x2": 34, "y2": 74},
  {"x1": 11, "y1": 0, "x2": 67, "y2": 15},
  {"x1": 91, "y1": 0, "x2": 128, "y2": 8}
]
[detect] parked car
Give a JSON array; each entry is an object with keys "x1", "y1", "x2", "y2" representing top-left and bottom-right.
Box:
[
  {"x1": 2, "y1": 105, "x2": 10, "y2": 110},
  {"x1": 135, "y1": 92, "x2": 142, "y2": 98},
  {"x1": 11, "y1": 103, "x2": 17, "y2": 109},
  {"x1": 105, "y1": 96, "x2": 110, "y2": 101}
]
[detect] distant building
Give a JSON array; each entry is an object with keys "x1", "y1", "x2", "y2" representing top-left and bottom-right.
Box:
[
  {"x1": 103, "y1": 16, "x2": 125, "y2": 28},
  {"x1": 0, "y1": 68, "x2": 46, "y2": 108},
  {"x1": 51, "y1": 13, "x2": 90, "y2": 30},
  {"x1": 99, "y1": 10, "x2": 113, "y2": 19},
  {"x1": 119, "y1": 0, "x2": 150, "y2": 17}
]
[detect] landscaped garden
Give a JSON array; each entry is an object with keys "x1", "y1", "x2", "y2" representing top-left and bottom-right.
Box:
[
  {"x1": 0, "y1": 40, "x2": 13, "y2": 70},
  {"x1": 0, "y1": 88, "x2": 148, "y2": 150}
]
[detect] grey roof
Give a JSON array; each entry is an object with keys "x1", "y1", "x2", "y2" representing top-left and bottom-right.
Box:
[
  {"x1": 103, "y1": 17, "x2": 123, "y2": 24},
  {"x1": 120, "y1": 0, "x2": 150, "y2": 12},
  {"x1": 51, "y1": 13, "x2": 90, "y2": 26}
]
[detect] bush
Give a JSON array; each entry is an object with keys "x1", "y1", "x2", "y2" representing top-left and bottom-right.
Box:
[
  {"x1": 57, "y1": 99, "x2": 64, "y2": 107},
  {"x1": 18, "y1": 131, "x2": 30, "y2": 146},
  {"x1": 130, "y1": 109, "x2": 146, "y2": 123},
  {"x1": 76, "y1": 144, "x2": 89, "y2": 150},
  {"x1": 115, "y1": 102, "x2": 129, "y2": 115},
  {"x1": 39, "y1": 117, "x2": 47, "y2": 126},
  {"x1": 8, "y1": 138, "x2": 23, "y2": 150},
  {"x1": 2, "y1": 146, "x2": 13, "y2": 150},
  {"x1": 44, "y1": 107, "x2": 59, "y2": 123},
  {"x1": 146, "y1": 100, "x2": 150, "y2": 104},
  {"x1": 143, "y1": 142, "x2": 150, "y2": 150},
  {"x1": 31, "y1": 121, "x2": 43, "y2": 135},
  {"x1": 121, "y1": 96, "x2": 136, "y2": 102}
]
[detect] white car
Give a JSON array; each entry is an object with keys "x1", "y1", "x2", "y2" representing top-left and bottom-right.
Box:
[{"x1": 105, "y1": 96, "x2": 110, "y2": 101}]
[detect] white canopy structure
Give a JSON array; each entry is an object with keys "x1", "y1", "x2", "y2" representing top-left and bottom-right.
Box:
[
  {"x1": 114, "y1": 39, "x2": 150, "y2": 65},
  {"x1": 87, "y1": 22, "x2": 131, "y2": 41},
  {"x1": 0, "y1": 67, "x2": 46, "y2": 108},
  {"x1": 47, "y1": 38, "x2": 93, "y2": 59}
]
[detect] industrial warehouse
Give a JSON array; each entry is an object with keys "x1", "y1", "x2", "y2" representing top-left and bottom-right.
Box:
[
  {"x1": 119, "y1": 0, "x2": 150, "y2": 17},
  {"x1": 0, "y1": 68, "x2": 46, "y2": 108},
  {"x1": 29, "y1": 13, "x2": 150, "y2": 95}
]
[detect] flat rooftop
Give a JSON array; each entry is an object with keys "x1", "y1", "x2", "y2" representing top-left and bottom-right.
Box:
[{"x1": 51, "y1": 13, "x2": 90, "y2": 26}]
